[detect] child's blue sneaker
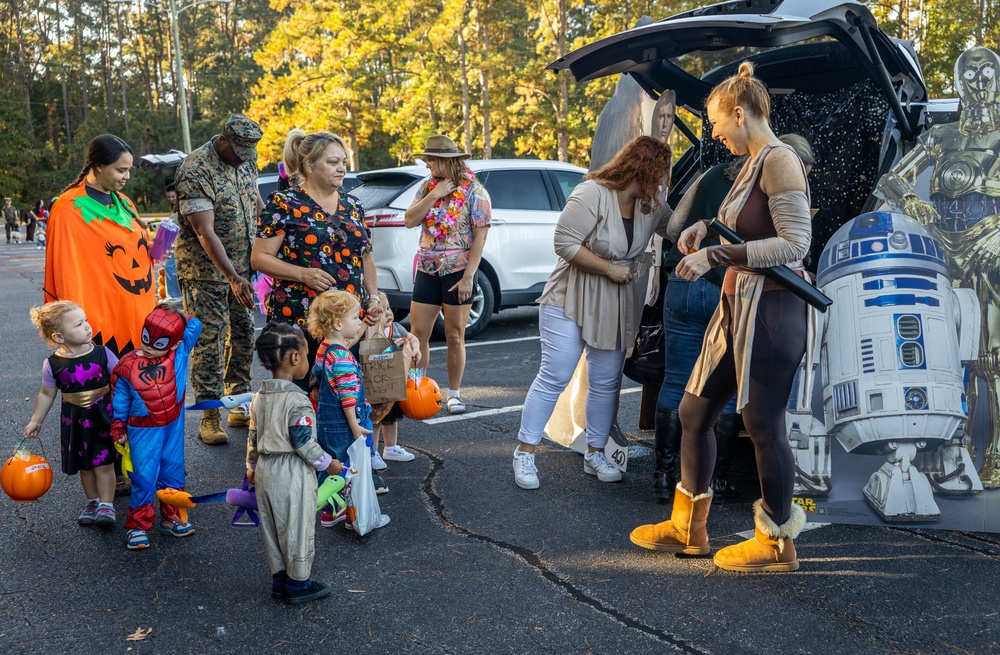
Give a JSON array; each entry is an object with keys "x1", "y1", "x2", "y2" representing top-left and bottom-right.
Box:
[
  {"x1": 78, "y1": 500, "x2": 100, "y2": 526},
  {"x1": 159, "y1": 518, "x2": 196, "y2": 537},
  {"x1": 95, "y1": 505, "x2": 116, "y2": 528},
  {"x1": 125, "y1": 529, "x2": 150, "y2": 550}
]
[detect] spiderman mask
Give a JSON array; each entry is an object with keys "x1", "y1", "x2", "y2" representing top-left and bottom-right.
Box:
[{"x1": 140, "y1": 307, "x2": 186, "y2": 357}]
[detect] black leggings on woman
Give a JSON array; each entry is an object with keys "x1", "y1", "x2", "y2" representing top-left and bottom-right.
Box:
[{"x1": 678, "y1": 290, "x2": 807, "y2": 524}]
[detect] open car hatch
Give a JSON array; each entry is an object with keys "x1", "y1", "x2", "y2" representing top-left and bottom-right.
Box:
[{"x1": 547, "y1": 0, "x2": 925, "y2": 138}]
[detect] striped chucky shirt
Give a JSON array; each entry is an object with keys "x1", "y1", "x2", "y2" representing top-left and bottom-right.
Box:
[{"x1": 316, "y1": 341, "x2": 364, "y2": 410}]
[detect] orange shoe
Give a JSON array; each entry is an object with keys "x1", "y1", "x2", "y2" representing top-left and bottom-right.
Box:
[
  {"x1": 630, "y1": 484, "x2": 713, "y2": 555},
  {"x1": 713, "y1": 500, "x2": 806, "y2": 572}
]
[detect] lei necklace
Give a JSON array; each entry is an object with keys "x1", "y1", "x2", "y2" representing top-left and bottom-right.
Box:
[{"x1": 423, "y1": 169, "x2": 475, "y2": 239}]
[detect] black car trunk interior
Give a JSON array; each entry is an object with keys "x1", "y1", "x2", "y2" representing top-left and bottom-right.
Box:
[{"x1": 672, "y1": 41, "x2": 894, "y2": 270}]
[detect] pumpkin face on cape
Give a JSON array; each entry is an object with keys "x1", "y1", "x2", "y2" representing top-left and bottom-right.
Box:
[
  {"x1": 44, "y1": 182, "x2": 156, "y2": 356},
  {"x1": 106, "y1": 231, "x2": 153, "y2": 295}
]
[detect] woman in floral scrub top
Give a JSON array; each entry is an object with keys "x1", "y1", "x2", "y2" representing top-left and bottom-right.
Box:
[
  {"x1": 252, "y1": 130, "x2": 381, "y2": 386},
  {"x1": 403, "y1": 135, "x2": 491, "y2": 414}
]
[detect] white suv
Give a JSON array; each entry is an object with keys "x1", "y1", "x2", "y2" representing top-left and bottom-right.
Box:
[{"x1": 353, "y1": 159, "x2": 586, "y2": 337}]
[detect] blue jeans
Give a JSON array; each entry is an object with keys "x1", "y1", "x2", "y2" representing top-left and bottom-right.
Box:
[
  {"x1": 658, "y1": 273, "x2": 737, "y2": 414},
  {"x1": 164, "y1": 252, "x2": 181, "y2": 299}
]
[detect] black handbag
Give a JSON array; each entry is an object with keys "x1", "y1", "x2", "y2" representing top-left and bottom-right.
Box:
[{"x1": 623, "y1": 297, "x2": 665, "y2": 387}]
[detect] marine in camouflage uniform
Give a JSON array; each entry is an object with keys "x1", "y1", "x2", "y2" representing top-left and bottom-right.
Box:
[
  {"x1": 174, "y1": 114, "x2": 263, "y2": 444},
  {"x1": 3, "y1": 198, "x2": 19, "y2": 243}
]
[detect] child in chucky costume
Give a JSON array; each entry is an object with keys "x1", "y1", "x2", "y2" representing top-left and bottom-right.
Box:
[{"x1": 111, "y1": 303, "x2": 201, "y2": 550}]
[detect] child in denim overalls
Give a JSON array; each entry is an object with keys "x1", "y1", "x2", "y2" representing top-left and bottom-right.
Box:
[{"x1": 307, "y1": 290, "x2": 388, "y2": 530}]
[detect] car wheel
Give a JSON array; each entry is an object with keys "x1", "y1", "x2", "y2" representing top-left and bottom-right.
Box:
[{"x1": 432, "y1": 270, "x2": 494, "y2": 339}]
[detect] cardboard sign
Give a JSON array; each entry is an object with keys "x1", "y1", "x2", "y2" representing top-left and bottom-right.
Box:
[{"x1": 360, "y1": 330, "x2": 408, "y2": 405}]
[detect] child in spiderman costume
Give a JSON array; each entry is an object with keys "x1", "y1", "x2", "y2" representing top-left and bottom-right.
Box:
[{"x1": 111, "y1": 303, "x2": 201, "y2": 550}]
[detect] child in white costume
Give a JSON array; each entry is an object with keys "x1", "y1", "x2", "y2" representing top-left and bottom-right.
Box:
[{"x1": 247, "y1": 322, "x2": 344, "y2": 604}]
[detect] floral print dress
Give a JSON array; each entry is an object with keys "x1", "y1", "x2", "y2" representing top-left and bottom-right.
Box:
[{"x1": 257, "y1": 187, "x2": 372, "y2": 329}]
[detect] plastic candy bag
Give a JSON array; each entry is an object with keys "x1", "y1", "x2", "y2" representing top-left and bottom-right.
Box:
[{"x1": 345, "y1": 438, "x2": 389, "y2": 536}]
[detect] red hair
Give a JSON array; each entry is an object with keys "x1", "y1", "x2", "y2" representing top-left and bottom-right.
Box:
[{"x1": 585, "y1": 136, "x2": 672, "y2": 211}]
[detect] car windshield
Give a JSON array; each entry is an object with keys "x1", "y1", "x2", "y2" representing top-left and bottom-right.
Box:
[{"x1": 352, "y1": 173, "x2": 423, "y2": 209}]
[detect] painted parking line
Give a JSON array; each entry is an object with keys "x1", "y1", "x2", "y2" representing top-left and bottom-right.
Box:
[
  {"x1": 423, "y1": 387, "x2": 642, "y2": 425},
  {"x1": 428, "y1": 335, "x2": 540, "y2": 352}
]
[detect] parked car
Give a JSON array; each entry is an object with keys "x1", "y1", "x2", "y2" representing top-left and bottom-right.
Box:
[
  {"x1": 549, "y1": 0, "x2": 943, "y2": 269},
  {"x1": 352, "y1": 160, "x2": 586, "y2": 338},
  {"x1": 137, "y1": 152, "x2": 362, "y2": 206},
  {"x1": 257, "y1": 171, "x2": 361, "y2": 200}
]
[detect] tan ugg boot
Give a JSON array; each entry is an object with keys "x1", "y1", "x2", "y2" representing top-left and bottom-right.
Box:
[
  {"x1": 713, "y1": 500, "x2": 806, "y2": 572},
  {"x1": 629, "y1": 484, "x2": 713, "y2": 555},
  {"x1": 199, "y1": 408, "x2": 228, "y2": 445}
]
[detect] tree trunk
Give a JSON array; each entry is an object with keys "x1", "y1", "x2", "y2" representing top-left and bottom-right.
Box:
[
  {"x1": 345, "y1": 104, "x2": 360, "y2": 170},
  {"x1": 556, "y1": 0, "x2": 568, "y2": 162},
  {"x1": 458, "y1": 13, "x2": 472, "y2": 154},
  {"x1": 77, "y1": 22, "x2": 88, "y2": 122},
  {"x1": 116, "y1": 7, "x2": 128, "y2": 135},
  {"x1": 478, "y1": 13, "x2": 491, "y2": 159},
  {"x1": 978, "y1": 0, "x2": 985, "y2": 45},
  {"x1": 101, "y1": 4, "x2": 115, "y2": 123},
  {"x1": 61, "y1": 75, "x2": 71, "y2": 146},
  {"x1": 12, "y1": 1, "x2": 37, "y2": 143},
  {"x1": 428, "y1": 90, "x2": 438, "y2": 133},
  {"x1": 56, "y1": 0, "x2": 71, "y2": 145},
  {"x1": 132, "y1": 13, "x2": 156, "y2": 112},
  {"x1": 154, "y1": 11, "x2": 166, "y2": 113}
]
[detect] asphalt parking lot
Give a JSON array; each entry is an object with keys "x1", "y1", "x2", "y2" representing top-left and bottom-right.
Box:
[{"x1": 1, "y1": 243, "x2": 998, "y2": 655}]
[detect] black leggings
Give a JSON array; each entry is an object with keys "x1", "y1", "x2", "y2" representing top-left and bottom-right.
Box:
[{"x1": 678, "y1": 290, "x2": 807, "y2": 525}]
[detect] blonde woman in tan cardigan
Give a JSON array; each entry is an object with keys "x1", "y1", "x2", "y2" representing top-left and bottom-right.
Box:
[
  {"x1": 630, "y1": 62, "x2": 814, "y2": 572},
  {"x1": 513, "y1": 136, "x2": 673, "y2": 490}
]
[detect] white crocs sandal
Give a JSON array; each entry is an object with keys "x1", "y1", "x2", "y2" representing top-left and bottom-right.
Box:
[{"x1": 446, "y1": 395, "x2": 466, "y2": 414}]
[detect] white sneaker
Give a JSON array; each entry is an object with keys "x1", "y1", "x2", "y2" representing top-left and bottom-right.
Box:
[
  {"x1": 371, "y1": 451, "x2": 388, "y2": 471},
  {"x1": 584, "y1": 451, "x2": 623, "y2": 483},
  {"x1": 513, "y1": 448, "x2": 539, "y2": 490},
  {"x1": 382, "y1": 445, "x2": 415, "y2": 462}
]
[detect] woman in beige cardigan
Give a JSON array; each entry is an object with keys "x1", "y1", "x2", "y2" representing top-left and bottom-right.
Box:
[
  {"x1": 513, "y1": 136, "x2": 673, "y2": 490},
  {"x1": 630, "y1": 62, "x2": 813, "y2": 572}
]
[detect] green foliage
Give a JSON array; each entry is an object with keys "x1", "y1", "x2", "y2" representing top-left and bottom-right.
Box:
[{"x1": 0, "y1": 0, "x2": 992, "y2": 208}]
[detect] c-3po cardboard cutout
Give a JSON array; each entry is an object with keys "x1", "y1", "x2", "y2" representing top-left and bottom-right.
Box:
[
  {"x1": 876, "y1": 46, "x2": 1000, "y2": 489},
  {"x1": 789, "y1": 46, "x2": 1000, "y2": 527}
]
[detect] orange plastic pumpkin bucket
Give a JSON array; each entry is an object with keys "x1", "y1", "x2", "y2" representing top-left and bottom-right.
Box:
[
  {"x1": 399, "y1": 376, "x2": 442, "y2": 420},
  {"x1": 1, "y1": 441, "x2": 53, "y2": 502}
]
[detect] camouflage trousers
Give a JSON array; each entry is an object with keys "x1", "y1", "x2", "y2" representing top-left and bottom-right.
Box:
[{"x1": 180, "y1": 279, "x2": 254, "y2": 403}]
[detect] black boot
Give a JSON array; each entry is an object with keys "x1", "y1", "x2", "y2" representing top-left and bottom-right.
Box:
[
  {"x1": 653, "y1": 405, "x2": 682, "y2": 500},
  {"x1": 710, "y1": 413, "x2": 742, "y2": 501}
]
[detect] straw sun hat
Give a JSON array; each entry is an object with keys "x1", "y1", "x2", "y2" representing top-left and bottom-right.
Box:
[{"x1": 415, "y1": 135, "x2": 471, "y2": 159}]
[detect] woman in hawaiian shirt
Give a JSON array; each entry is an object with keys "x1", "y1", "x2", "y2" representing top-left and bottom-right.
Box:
[
  {"x1": 252, "y1": 129, "x2": 381, "y2": 382},
  {"x1": 403, "y1": 135, "x2": 492, "y2": 414}
]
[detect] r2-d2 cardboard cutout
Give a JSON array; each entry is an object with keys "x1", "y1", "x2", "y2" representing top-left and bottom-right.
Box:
[{"x1": 789, "y1": 211, "x2": 982, "y2": 521}]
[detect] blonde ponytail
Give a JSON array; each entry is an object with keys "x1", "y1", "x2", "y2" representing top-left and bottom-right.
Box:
[
  {"x1": 707, "y1": 59, "x2": 771, "y2": 119},
  {"x1": 282, "y1": 128, "x2": 307, "y2": 176}
]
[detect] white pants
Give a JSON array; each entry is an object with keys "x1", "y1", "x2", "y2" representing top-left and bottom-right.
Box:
[{"x1": 518, "y1": 304, "x2": 626, "y2": 449}]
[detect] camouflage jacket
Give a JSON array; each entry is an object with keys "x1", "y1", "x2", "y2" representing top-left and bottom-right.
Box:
[
  {"x1": 174, "y1": 137, "x2": 258, "y2": 283},
  {"x1": 2, "y1": 205, "x2": 18, "y2": 225}
]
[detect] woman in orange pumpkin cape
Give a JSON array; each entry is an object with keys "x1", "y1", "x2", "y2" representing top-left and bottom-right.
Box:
[{"x1": 45, "y1": 135, "x2": 155, "y2": 358}]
